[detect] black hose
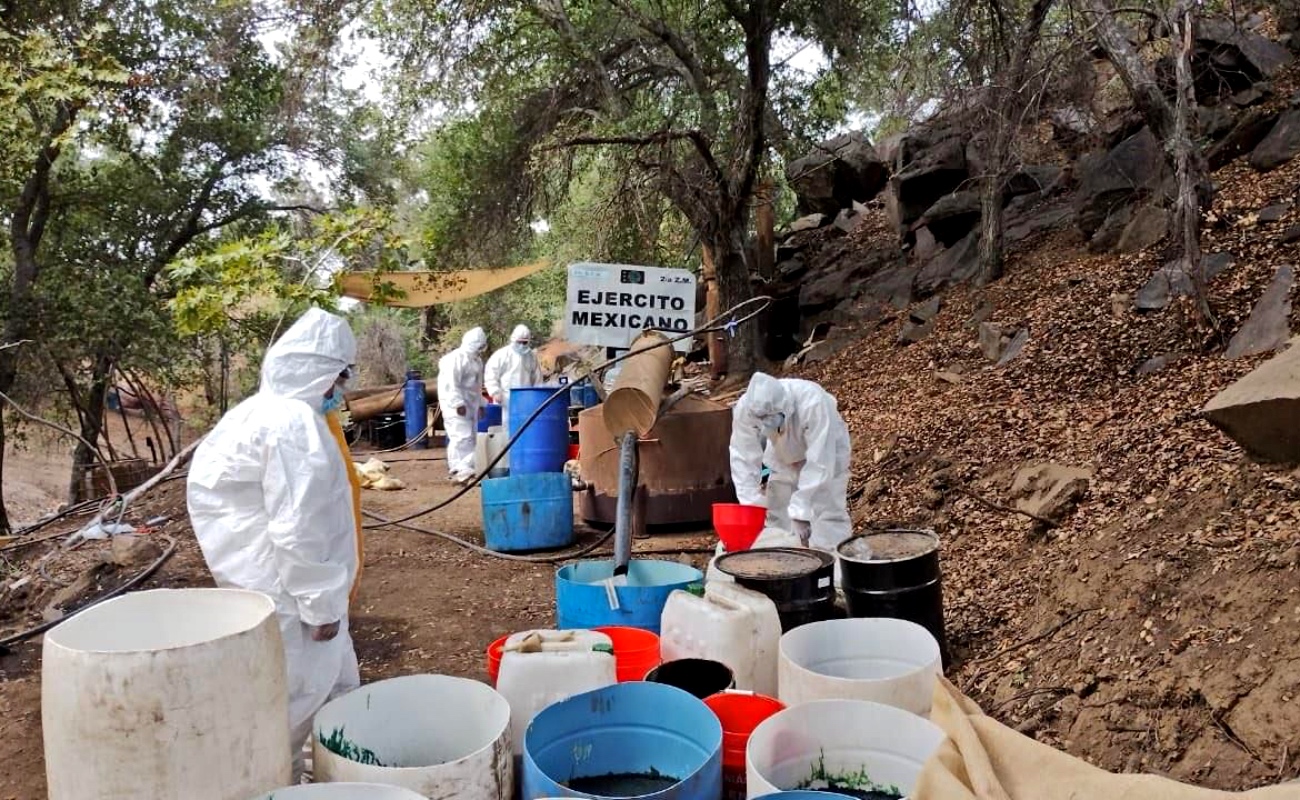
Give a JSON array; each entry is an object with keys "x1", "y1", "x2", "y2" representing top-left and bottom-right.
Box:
[{"x1": 362, "y1": 509, "x2": 615, "y2": 563}]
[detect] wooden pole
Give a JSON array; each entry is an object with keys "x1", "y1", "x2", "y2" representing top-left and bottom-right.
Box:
[
  {"x1": 701, "y1": 245, "x2": 728, "y2": 379},
  {"x1": 756, "y1": 180, "x2": 776, "y2": 280}
]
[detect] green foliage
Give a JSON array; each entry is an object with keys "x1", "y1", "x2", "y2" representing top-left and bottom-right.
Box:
[{"x1": 318, "y1": 726, "x2": 386, "y2": 767}]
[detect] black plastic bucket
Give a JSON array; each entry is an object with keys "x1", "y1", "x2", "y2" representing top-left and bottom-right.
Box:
[
  {"x1": 714, "y1": 547, "x2": 836, "y2": 632},
  {"x1": 837, "y1": 530, "x2": 948, "y2": 668},
  {"x1": 644, "y1": 658, "x2": 736, "y2": 699}
]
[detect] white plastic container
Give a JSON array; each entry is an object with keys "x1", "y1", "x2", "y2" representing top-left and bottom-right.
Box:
[
  {"x1": 745, "y1": 699, "x2": 946, "y2": 799},
  {"x1": 475, "y1": 426, "x2": 510, "y2": 475},
  {"x1": 496, "y1": 629, "x2": 616, "y2": 757},
  {"x1": 313, "y1": 674, "x2": 512, "y2": 800},
  {"x1": 43, "y1": 588, "x2": 291, "y2": 800},
  {"x1": 659, "y1": 584, "x2": 781, "y2": 697},
  {"x1": 705, "y1": 527, "x2": 804, "y2": 584},
  {"x1": 249, "y1": 784, "x2": 427, "y2": 799},
  {"x1": 778, "y1": 617, "x2": 941, "y2": 717}
]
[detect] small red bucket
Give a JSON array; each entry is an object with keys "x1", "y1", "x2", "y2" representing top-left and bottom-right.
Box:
[
  {"x1": 486, "y1": 634, "x2": 509, "y2": 685},
  {"x1": 592, "y1": 625, "x2": 661, "y2": 682},
  {"x1": 705, "y1": 691, "x2": 786, "y2": 800}
]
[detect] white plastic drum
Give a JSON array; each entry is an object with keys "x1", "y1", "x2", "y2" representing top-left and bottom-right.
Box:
[
  {"x1": 249, "y1": 783, "x2": 427, "y2": 799},
  {"x1": 778, "y1": 618, "x2": 941, "y2": 716},
  {"x1": 745, "y1": 699, "x2": 946, "y2": 799},
  {"x1": 43, "y1": 588, "x2": 291, "y2": 800},
  {"x1": 312, "y1": 674, "x2": 512, "y2": 800}
]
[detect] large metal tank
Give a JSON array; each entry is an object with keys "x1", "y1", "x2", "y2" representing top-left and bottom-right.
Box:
[{"x1": 578, "y1": 394, "x2": 736, "y2": 526}]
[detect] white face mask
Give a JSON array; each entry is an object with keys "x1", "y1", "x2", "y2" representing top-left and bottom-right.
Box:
[
  {"x1": 512, "y1": 341, "x2": 530, "y2": 355},
  {"x1": 761, "y1": 412, "x2": 785, "y2": 435}
]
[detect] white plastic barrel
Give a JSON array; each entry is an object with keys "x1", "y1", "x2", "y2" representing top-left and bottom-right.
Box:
[
  {"x1": 496, "y1": 629, "x2": 616, "y2": 757},
  {"x1": 249, "y1": 784, "x2": 427, "y2": 799},
  {"x1": 43, "y1": 588, "x2": 291, "y2": 800},
  {"x1": 660, "y1": 583, "x2": 781, "y2": 697},
  {"x1": 778, "y1": 617, "x2": 941, "y2": 717},
  {"x1": 745, "y1": 699, "x2": 946, "y2": 799},
  {"x1": 312, "y1": 674, "x2": 512, "y2": 800}
]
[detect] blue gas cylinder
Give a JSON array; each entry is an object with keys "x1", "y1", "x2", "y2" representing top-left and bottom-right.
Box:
[{"x1": 403, "y1": 370, "x2": 428, "y2": 449}]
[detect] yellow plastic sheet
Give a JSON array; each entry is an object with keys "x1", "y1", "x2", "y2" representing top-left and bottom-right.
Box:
[{"x1": 337, "y1": 260, "x2": 553, "y2": 308}]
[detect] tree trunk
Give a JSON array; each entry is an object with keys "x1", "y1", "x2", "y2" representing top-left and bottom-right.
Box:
[
  {"x1": 755, "y1": 181, "x2": 776, "y2": 281},
  {"x1": 1170, "y1": 4, "x2": 1213, "y2": 323},
  {"x1": 67, "y1": 356, "x2": 113, "y2": 503},
  {"x1": 700, "y1": 244, "x2": 728, "y2": 378},
  {"x1": 709, "y1": 227, "x2": 757, "y2": 378},
  {"x1": 0, "y1": 407, "x2": 10, "y2": 533},
  {"x1": 1087, "y1": 0, "x2": 1176, "y2": 141}
]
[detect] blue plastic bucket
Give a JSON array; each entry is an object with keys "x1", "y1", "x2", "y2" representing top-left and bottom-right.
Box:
[
  {"x1": 556, "y1": 559, "x2": 702, "y2": 634},
  {"x1": 508, "y1": 387, "x2": 569, "y2": 474},
  {"x1": 478, "y1": 402, "x2": 503, "y2": 433},
  {"x1": 570, "y1": 383, "x2": 600, "y2": 409},
  {"x1": 480, "y1": 473, "x2": 575, "y2": 553},
  {"x1": 522, "y1": 682, "x2": 723, "y2": 800}
]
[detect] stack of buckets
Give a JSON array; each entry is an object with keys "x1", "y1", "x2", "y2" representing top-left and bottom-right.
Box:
[{"x1": 479, "y1": 385, "x2": 576, "y2": 553}]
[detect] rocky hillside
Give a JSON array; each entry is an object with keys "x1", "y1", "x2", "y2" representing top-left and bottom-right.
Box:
[{"x1": 772, "y1": 13, "x2": 1300, "y2": 791}]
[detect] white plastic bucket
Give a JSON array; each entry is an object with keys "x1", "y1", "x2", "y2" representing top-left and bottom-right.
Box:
[
  {"x1": 312, "y1": 674, "x2": 512, "y2": 800},
  {"x1": 778, "y1": 618, "x2": 941, "y2": 716},
  {"x1": 497, "y1": 629, "x2": 616, "y2": 757},
  {"x1": 745, "y1": 699, "x2": 946, "y2": 799},
  {"x1": 660, "y1": 583, "x2": 781, "y2": 697},
  {"x1": 43, "y1": 588, "x2": 291, "y2": 800},
  {"x1": 249, "y1": 783, "x2": 427, "y2": 799}
]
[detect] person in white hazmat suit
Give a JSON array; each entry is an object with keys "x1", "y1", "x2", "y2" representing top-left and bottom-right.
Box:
[
  {"x1": 438, "y1": 326, "x2": 488, "y2": 482},
  {"x1": 729, "y1": 371, "x2": 852, "y2": 553},
  {"x1": 483, "y1": 324, "x2": 542, "y2": 434},
  {"x1": 186, "y1": 307, "x2": 362, "y2": 782}
]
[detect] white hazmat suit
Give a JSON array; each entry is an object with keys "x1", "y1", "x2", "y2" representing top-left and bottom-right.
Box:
[
  {"x1": 186, "y1": 307, "x2": 361, "y2": 781},
  {"x1": 484, "y1": 324, "x2": 542, "y2": 434},
  {"x1": 730, "y1": 372, "x2": 852, "y2": 553},
  {"x1": 437, "y1": 327, "x2": 488, "y2": 480}
]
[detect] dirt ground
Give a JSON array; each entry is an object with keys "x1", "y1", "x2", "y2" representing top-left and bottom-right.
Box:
[{"x1": 0, "y1": 441, "x2": 713, "y2": 799}]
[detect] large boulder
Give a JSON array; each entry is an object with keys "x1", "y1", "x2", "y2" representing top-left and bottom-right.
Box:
[
  {"x1": 1134, "y1": 252, "x2": 1236, "y2": 311},
  {"x1": 1224, "y1": 264, "x2": 1294, "y2": 359},
  {"x1": 886, "y1": 135, "x2": 969, "y2": 235},
  {"x1": 1116, "y1": 205, "x2": 1171, "y2": 253},
  {"x1": 1203, "y1": 339, "x2": 1300, "y2": 462},
  {"x1": 1208, "y1": 108, "x2": 1281, "y2": 169},
  {"x1": 1195, "y1": 18, "x2": 1293, "y2": 96},
  {"x1": 1250, "y1": 109, "x2": 1300, "y2": 172},
  {"x1": 1074, "y1": 128, "x2": 1169, "y2": 237},
  {"x1": 913, "y1": 191, "x2": 981, "y2": 245},
  {"x1": 787, "y1": 132, "x2": 889, "y2": 216},
  {"x1": 916, "y1": 231, "x2": 979, "y2": 295}
]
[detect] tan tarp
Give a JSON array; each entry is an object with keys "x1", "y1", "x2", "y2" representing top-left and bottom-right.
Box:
[
  {"x1": 337, "y1": 260, "x2": 553, "y2": 308},
  {"x1": 920, "y1": 677, "x2": 1298, "y2": 799}
]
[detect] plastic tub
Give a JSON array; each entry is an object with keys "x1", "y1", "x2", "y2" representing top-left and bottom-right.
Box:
[
  {"x1": 704, "y1": 692, "x2": 785, "y2": 800},
  {"x1": 509, "y1": 387, "x2": 570, "y2": 473},
  {"x1": 778, "y1": 618, "x2": 941, "y2": 717},
  {"x1": 660, "y1": 582, "x2": 782, "y2": 697},
  {"x1": 592, "y1": 625, "x2": 662, "y2": 682},
  {"x1": 497, "y1": 629, "x2": 617, "y2": 758},
  {"x1": 43, "y1": 588, "x2": 290, "y2": 800},
  {"x1": 745, "y1": 699, "x2": 946, "y2": 799},
  {"x1": 480, "y1": 473, "x2": 575, "y2": 552},
  {"x1": 313, "y1": 674, "x2": 512, "y2": 800},
  {"x1": 556, "y1": 559, "x2": 702, "y2": 633},
  {"x1": 522, "y1": 682, "x2": 723, "y2": 800},
  {"x1": 645, "y1": 658, "x2": 736, "y2": 699},
  {"x1": 249, "y1": 784, "x2": 427, "y2": 799},
  {"x1": 754, "y1": 793, "x2": 857, "y2": 799},
  {"x1": 486, "y1": 634, "x2": 509, "y2": 685},
  {"x1": 713, "y1": 503, "x2": 767, "y2": 552}
]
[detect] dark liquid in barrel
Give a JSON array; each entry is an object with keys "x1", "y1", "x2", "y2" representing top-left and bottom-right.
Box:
[
  {"x1": 565, "y1": 772, "x2": 679, "y2": 796},
  {"x1": 808, "y1": 788, "x2": 902, "y2": 800}
]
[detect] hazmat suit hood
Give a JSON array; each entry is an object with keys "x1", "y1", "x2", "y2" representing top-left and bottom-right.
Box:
[
  {"x1": 260, "y1": 307, "x2": 357, "y2": 406},
  {"x1": 462, "y1": 326, "x2": 488, "y2": 354},
  {"x1": 511, "y1": 324, "x2": 531, "y2": 343},
  {"x1": 745, "y1": 372, "x2": 791, "y2": 419}
]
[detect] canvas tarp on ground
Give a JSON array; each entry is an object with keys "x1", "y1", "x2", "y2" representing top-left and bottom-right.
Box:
[
  {"x1": 920, "y1": 677, "x2": 1299, "y2": 799},
  {"x1": 338, "y1": 260, "x2": 552, "y2": 307}
]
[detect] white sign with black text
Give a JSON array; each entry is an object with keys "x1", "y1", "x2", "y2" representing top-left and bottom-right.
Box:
[{"x1": 565, "y1": 262, "x2": 697, "y2": 352}]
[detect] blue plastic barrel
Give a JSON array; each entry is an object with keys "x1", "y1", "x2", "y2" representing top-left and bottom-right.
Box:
[
  {"x1": 480, "y1": 473, "x2": 575, "y2": 552},
  {"x1": 508, "y1": 387, "x2": 569, "y2": 474},
  {"x1": 478, "y1": 402, "x2": 503, "y2": 433},
  {"x1": 522, "y1": 682, "x2": 723, "y2": 800},
  {"x1": 402, "y1": 372, "x2": 428, "y2": 449},
  {"x1": 569, "y1": 383, "x2": 600, "y2": 409},
  {"x1": 556, "y1": 559, "x2": 703, "y2": 633},
  {"x1": 756, "y1": 794, "x2": 857, "y2": 799}
]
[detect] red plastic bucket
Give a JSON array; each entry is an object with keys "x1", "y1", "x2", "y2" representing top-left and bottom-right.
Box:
[
  {"x1": 486, "y1": 634, "x2": 509, "y2": 685},
  {"x1": 705, "y1": 691, "x2": 786, "y2": 800},
  {"x1": 713, "y1": 503, "x2": 766, "y2": 552},
  {"x1": 592, "y1": 625, "x2": 661, "y2": 682}
]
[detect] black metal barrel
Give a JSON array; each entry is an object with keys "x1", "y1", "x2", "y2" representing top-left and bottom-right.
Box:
[
  {"x1": 714, "y1": 547, "x2": 836, "y2": 632},
  {"x1": 837, "y1": 530, "x2": 948, "y2": 667}
]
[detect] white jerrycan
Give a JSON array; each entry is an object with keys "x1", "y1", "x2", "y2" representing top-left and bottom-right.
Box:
[
  {"x1": 705, "y1": 526, "x2": 805, "y2": 584},
  {"x1": 659, "y1": 583, "x2": 781, "y2": 697},
  {"x1": 496, "y1": 629, "x2": 616, "y2": 757}
]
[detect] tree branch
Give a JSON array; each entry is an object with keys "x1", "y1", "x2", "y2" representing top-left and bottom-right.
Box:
[{"x1": 604, "y1": 0, "x2": 718, "y2": 130}]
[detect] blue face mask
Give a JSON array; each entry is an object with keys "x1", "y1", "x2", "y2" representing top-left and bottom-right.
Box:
[{"x1": 321, "y1": 392, "x2": 344, "y2": 414}]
